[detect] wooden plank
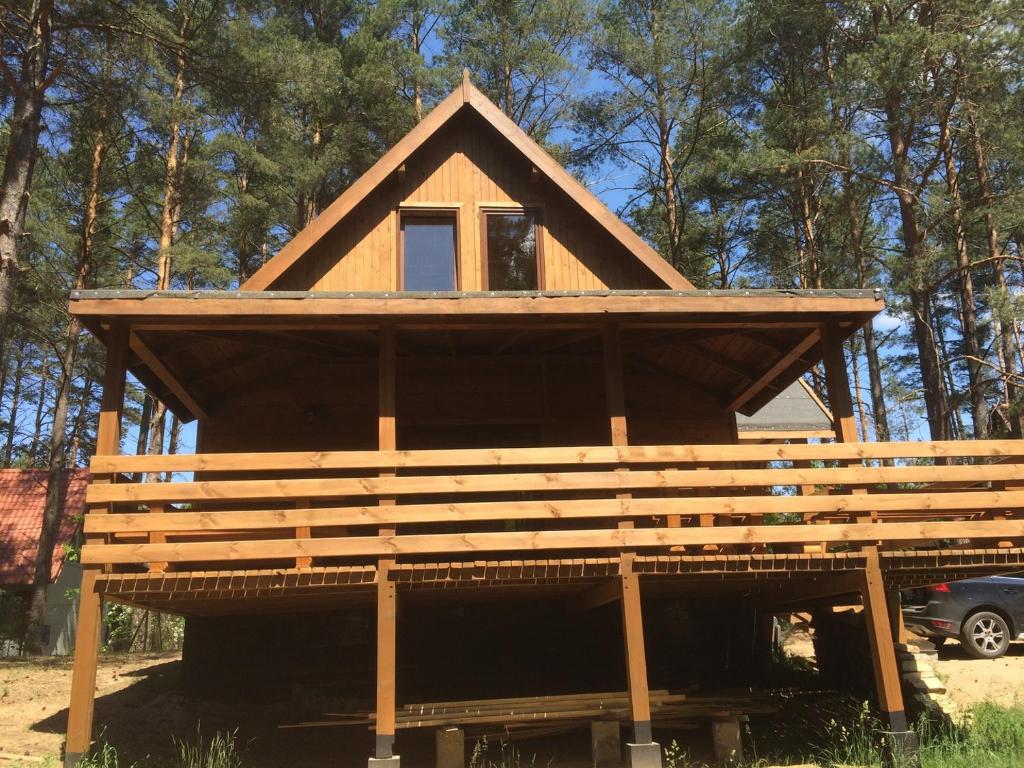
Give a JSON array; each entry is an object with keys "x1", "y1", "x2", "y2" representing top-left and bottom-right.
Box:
[
  {"x1": 726, "y1": 330, "x2": 821, "y2": 412},
  {"x1": 84, "y1": 463, "x2": 1024, "y2": 504},
  {"x1": 90, "y1": 439, "x2": 1024, "y2": 474},
  {"x1": 80, "y1": 519, "x2": 1024, "y2": 565}
]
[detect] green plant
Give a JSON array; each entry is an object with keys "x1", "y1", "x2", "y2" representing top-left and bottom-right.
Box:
[
  {"x1": 469, "y1": 737, "x2": 542, "y2": 768},
  {"x1": 78, "y1": 741, "x2": 133, "y2": 768},
  {"x1": 662, "y1": 739, "x2": 688, "y2": 768},
  {"x1": 174, "y1": 727, "x2": 245, "y2": 768}
]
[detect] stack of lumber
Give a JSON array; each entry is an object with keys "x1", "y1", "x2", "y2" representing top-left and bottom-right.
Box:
[{"x1": 283, "y1": 689, "x2": 777, "y2": 732}]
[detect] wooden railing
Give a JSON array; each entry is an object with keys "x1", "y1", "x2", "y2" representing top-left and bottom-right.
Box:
[{"x1": 80, "y1": 440, "x2": 1024, "y2": 571}]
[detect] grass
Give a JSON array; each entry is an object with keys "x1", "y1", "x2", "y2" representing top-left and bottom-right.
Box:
[
  {"x1": 14, "y1": 703, "x2": 1022, "y2": 767},
  {"x1": 751, "y1": 700, "x2": 1024, "y2": 768}
]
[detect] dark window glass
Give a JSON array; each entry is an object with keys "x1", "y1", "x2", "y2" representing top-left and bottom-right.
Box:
[
  {"x1": 402, "y1": 217, "x2": 456, "y2": 291},
  {"x1": 486, "y1": 212, "x2": 538, "y2": 290}
]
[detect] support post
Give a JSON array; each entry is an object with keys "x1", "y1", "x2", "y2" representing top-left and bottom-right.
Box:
[
  {"x1": 373, "y1": 327, "x2": 399, "y2": 768},
  {"x1": 823, "y1": 325, "x2": 918, "y2": 765},
  {"x1": 604, "y1": 324, "x2": 659, "y2": 767},
  {"x1": 862, "y1": 550, "x2": 919, "y2": 764},
  {"x1": 66, "y1": 325, "x2": 129, "y2": 767}
]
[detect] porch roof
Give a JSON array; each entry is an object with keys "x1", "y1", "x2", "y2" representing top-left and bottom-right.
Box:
[{"x1": 69, "y1": 288, "x2": 883, "y2": 423}]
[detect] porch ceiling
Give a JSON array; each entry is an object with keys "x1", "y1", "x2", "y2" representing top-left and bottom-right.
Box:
[{"x1": 68, "y1": 289, "x2": 883, "y2": 423}]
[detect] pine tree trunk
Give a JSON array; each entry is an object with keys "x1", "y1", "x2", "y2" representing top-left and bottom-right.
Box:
[
  {"x1": 885, "y1": 93, "x2": 951, "y2": 440},
  {"x1": 22, "y1": 116, "x2": 105, "y2": 654},
  {"x1": 31, "y1": 362, "x2": 49, "y2": 461},
  {"x1": 68, "y1": 375, "x2": 93, "y2": 467},
  {"x1": 4, "y1": 341, "x2": 26, "y2": 466},
  {"x1": 967, "y1": 106, "x2": 1022, "y2": 436},
  {"x1": 940, "y1": 118, "x2": 987, "y2": 437},
  {"x1": 0, "y1": 0, "x2": 56, "y2": 349}
]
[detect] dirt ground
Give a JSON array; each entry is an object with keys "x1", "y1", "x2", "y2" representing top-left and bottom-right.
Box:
[
  {"x1": 4, "y1": 634, "x2": 1024, "y2": 765},
  {"x1": 783, "y1": 627, "x2": 1024, "y2": 709}
]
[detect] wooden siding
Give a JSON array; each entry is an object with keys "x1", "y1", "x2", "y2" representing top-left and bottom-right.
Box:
[
  {"x1": 200, "y1": 352, "x2": 733, "y2": 455},
  {"x1": 274, "y1": 113, "x2": 663, "y2": 292}
]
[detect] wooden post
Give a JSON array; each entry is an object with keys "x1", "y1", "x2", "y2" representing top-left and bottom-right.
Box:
[
  {"x1": 823, "y1": 325, "x2": 917, "y2": 762},
  {"x1": 604, "y1": 324, "x2": 660, "y2": 767},
  {"x1": 374, "y1": 326, "x2": 399, "y2": 766},
  {"x1": 862, "y1": 550, "x2": 918, "y2": 761},
  {"x1": 66, "y1": 325, "x2": 128, "y2": 768}
]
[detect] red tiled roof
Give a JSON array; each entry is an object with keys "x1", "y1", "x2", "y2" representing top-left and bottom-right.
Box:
[{"x1": 0, "y1": 468, "x2": 89, "y2": 587}]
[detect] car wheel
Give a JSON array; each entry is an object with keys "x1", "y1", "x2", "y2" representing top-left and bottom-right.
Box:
[{"x1": 960, "y1": 611, "x2": 1011, "y2": 659}]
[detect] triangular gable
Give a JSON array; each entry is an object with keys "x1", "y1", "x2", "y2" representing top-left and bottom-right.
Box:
[{"x1": 243, "y1": 73, "x2": 693, "y2": 292}]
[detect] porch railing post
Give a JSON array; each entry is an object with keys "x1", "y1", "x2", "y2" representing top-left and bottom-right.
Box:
[
  {"x1": 66, "y1": 323, "x2": 128, "y2": 767},
  {"x1": 373, "y1": 326, "x2": 400, "y2": 768},
  {"x1": 603, "y1": 323, "x2": 661, "y2": 768}
]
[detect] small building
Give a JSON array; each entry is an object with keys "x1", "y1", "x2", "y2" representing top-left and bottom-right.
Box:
[
  {"x1": 62, "y1": 77, "x2": 1024, "y2": 768},
  {"x1": 0, "y1": 468, "x2": 88, "y2": 656}
]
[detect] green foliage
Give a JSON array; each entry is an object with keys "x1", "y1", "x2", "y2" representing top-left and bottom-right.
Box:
[
  {"x1": 174, "y1": 727, "x2": 245, "y2": 768},
  {"x1": 469, "y1": 737, "x2": 542, "y2": 768}
]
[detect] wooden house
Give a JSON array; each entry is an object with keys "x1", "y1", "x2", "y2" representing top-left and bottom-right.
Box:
[{"x1": 63, "y1": 76, "x2": 1024, "y2": 768}]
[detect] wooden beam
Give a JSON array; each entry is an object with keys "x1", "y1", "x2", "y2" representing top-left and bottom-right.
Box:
[
  {"x1": 70, "y1": 293, "x2": 885, "y2": 321},
  {"x1": 822, "y1": 323, "x2": 857, "y2": 442},
  {"x1": 569, "y1": 579, "x2": 622, "y2": 614},
  {"x1": 85, "y1": 462, "x2": 1024, "y2": 505},
  {"x1": 82, "y1": 489, "x2": 1024, "y2": 534},
  {"x1": 129, "y1": 332, "x2": 209, "y2": 420},
  {"x1": 80, "y1": 519, "x2": 1024, "y2": 566},
  {"x1": 88, "y1": 439, "x2": 1024, "y2": 474},
  {"x1": 66, "y1": 324, "x2": 128, "y2": 767},
  {"x1": 726, "y1": 329, "x2": 821, "y2": 412}
]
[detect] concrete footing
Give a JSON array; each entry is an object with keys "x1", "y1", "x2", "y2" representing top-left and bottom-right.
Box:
[
  {"x1": 591, "y1": 720, "x2": 622, "y2": 768},
  {"x1": 625, "y1": 741, "x2": 662, "y2": 768},
  {"x1": 64, "y1": 752, "x2": 85, "y2": 768},
  {"x1": 711, "y1": 718, "x2": 743, "y2": 766},
  {"x1": 883, "y1": 730, "x2": 921, "y2": 768},
  {"x1": 436, "y1": 727, "x2": 465, "y2": 768},
  {"x1": 368, "y1": 756, "x2": 401, "y2": 768}
]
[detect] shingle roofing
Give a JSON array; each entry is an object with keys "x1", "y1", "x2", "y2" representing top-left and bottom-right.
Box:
[{"x1": 0, "y1": 468, "x2": 89, "y2": 587}]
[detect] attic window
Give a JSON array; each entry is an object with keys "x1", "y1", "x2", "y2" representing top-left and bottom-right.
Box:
[
  {"x1": 400, "y1": 214, "x2": 458, "y2": 291},
  {"x1": 483, "y1": 211, "x2": 541, "y2": 291}
]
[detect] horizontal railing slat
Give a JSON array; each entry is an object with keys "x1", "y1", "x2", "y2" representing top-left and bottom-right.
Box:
[
  {"x1": 80, "y1": 520, "x2": 1024, "y2": 565},
  {"x1": 87, "y1": 439, "x2": 1024, "y2": 474},
  {"x1": 85, "y1": 463, "x2": 1024, "y2": 504},
  {"x1": 82, "y1": 490, "x2": 1024, "y2": 534}
]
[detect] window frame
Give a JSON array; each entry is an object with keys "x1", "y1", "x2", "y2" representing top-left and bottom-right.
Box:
[
  {"x1": 398, "y1": 207, "x2": 461, "y2": 291},
  {"x1": 479, "y1": 206, "x2": 545, "y2": 291}
]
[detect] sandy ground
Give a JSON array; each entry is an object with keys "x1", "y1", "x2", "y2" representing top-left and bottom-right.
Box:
[
  {"x1": 0, "y1": 652, "x2": 181, "y2": 761},
  {"x1": 783, "y1": 627, "x2": 1024, "y2": 709}
]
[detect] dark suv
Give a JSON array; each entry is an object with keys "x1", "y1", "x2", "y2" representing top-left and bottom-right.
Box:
[{"x1": 902, "y1": 575, "x2": 1024, "y2": 659}]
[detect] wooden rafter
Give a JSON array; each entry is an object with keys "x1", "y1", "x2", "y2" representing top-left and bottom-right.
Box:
[
  {"x1": 726, "y1": 330, "x2": 821, "y2": 413},
  {"x1": 129, "y1": 332, "x2": 209, "y2": 420}
]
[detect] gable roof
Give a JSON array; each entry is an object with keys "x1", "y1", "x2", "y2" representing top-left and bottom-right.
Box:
[
  {"x1": 0, "y1": 469, "x2": 88, "y2": 587},
  {"x1": 243, "y1": 73, "x2": 694, "y2": 292},
  {"x1": 736, "y1": 379, "x2": 835, "y2": 437}
]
